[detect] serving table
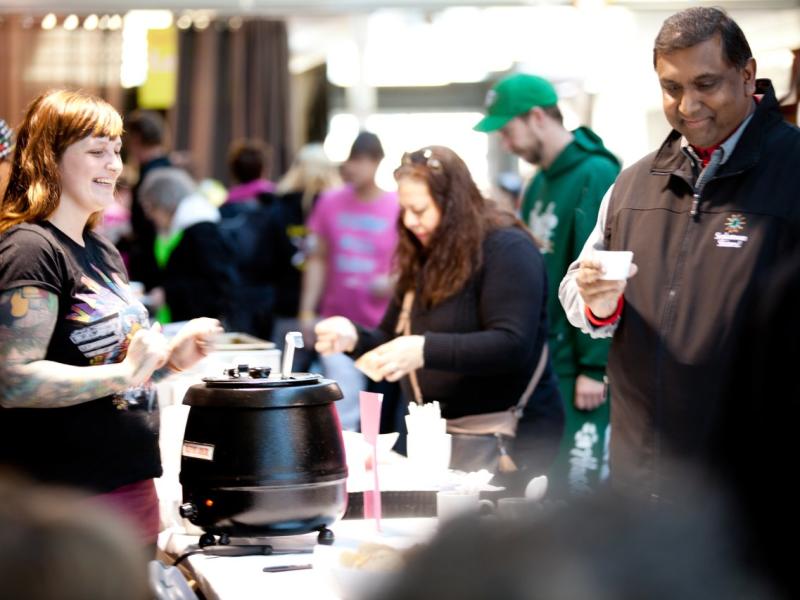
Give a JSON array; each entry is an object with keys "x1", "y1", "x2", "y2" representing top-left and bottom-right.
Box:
[{"x1": 158, "y1": 517, "x2": 438, "y2": 600}]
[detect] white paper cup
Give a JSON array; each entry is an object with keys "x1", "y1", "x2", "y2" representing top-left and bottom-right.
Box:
[
  {"x1": 406, "y1": 433, "x2": 451, "y2": 473},
  {"x1": 436, "y1": 490, "x2": 493, "y2": 522},
  {"x1": 595, "y1": 250, "x2": 634, "y2": 280}
]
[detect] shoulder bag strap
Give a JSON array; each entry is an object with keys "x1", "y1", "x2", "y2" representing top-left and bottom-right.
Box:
[
  {"x1": 511, "y1": 343, "x2": 549, "y2": 420},
  {"x1": 397, "y1": 288, "x2": 549, "y2": 413},
  {"x1": 394, "y1": 289, "x2": 414, "y2": 336},
  {"x1": 395, "y1": 290, "x2": 424, "y2": 406}
]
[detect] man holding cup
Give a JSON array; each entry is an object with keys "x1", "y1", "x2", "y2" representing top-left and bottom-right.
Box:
[{"x1": 560, "y1": 7, "x2": 800, "y2": 502}]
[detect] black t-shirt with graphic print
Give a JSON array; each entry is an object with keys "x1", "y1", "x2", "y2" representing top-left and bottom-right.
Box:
[{"x1": 0, "y1": 221, "x2": 162, "y2": 493}]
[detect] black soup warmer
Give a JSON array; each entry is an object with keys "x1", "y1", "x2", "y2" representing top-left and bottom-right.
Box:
[{"x1": 178, "y1": 366, "x2": 347, "y2": 546}]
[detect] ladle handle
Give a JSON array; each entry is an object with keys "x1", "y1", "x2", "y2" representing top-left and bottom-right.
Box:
[{"x1": 281, "y1": 331, "x2": 304, "y2": 378}]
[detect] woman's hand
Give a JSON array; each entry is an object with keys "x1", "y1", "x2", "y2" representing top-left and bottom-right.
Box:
[
  {"x1": 369, "y1": 335, "x2": 425, "y2": 382},
  {"x1": 314, "y1": 317, "x2": 358, "y2": 355},
  {"x1": 123, "y1": 324, "x2": 170, "y2": 385},
  {"x1": 166, "y1": 318, "x2": 224, "y2": 372}
]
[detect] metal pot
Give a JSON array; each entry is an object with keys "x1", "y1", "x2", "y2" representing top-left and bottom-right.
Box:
[{"x1": 178, "y1": 364, "x2": 347, "y2": 543}]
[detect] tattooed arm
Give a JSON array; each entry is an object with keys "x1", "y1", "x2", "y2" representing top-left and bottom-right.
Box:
[{"x1": 0, "y1": 287, "x2": 169, "y2": 409}]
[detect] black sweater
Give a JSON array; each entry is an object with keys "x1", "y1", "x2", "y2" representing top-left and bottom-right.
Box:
[
  {"x1": 354, "y1": 227, "x2": 561, "y2": 423},
  {"x1": 163, "y1": 221, "x2": 239, "y2": 323}
]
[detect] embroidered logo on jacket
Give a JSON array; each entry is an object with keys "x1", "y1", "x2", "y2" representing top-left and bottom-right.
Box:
[
  {"x1": 714, "y1": 213, "x2": 749, "y2": 248},
  {"x1": 527, "y1": 200, "x2": 558, "y2": 254}
]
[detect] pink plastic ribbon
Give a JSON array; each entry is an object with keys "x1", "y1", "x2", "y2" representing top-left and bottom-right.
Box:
[{"x1": 359, "y1": 391, "x2": 383, "y2": 530}]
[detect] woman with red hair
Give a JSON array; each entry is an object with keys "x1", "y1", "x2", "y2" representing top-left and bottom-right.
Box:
[{"x1": 0, "y1": 90, "x2": 221, "y2": 546}]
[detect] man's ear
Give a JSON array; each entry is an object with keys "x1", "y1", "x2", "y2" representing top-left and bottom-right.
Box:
[
  {"x1": 528, "y1": 107, "x2": 547, "y2": 126},
  {"x1": 742, "y1": 57, "x2": 757, "y2": 96}
]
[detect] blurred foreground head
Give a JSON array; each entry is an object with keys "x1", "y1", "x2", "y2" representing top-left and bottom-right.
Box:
[
  {"x1": 0, "y1": 473, "x2": 149, "y2": 600},
  {"x1": 374, "y1": 487, "x2": 779, "y2": 600}
]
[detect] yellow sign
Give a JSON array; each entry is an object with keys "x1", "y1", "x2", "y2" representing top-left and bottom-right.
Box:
[{"x1": 138, "y1": 27, "x2": 177, "y2": 109}]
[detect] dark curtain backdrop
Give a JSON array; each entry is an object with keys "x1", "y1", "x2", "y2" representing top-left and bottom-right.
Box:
[
  {"x1": 305, "y1": 63, "x2": 330, "y2": 143},
  {"x1": 173, "y1": 19, "x2": 290, "y2": 184},
  {"x1": 0, "y1": 15, "x2": 124, "y2": 127}
]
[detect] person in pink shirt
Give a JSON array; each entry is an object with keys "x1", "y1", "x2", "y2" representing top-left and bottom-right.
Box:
[{"x1": 300, "y1": 132, "x2": 399, "y2": 429}]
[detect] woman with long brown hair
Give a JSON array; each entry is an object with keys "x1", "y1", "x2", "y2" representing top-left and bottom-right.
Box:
[
  {"x1": 315, "y1": 145, "x2": 563, "y2": 479},
  {"x1": 0, "y1": 90, "x2": 221, "y2": 547}
]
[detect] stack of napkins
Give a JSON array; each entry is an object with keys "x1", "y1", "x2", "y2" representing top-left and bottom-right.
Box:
[{"x1": 405, "y1": 401, "x2": 446, "y2": 436}]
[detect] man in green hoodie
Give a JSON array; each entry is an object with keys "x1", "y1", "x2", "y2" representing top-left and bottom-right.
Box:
[{"x1": 475, "y1": 73, "x2": 620, "y2": 497}]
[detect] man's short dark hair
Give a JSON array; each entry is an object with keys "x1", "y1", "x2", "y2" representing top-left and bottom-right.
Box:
[
  {"x1": 348, "y1": 131, "x2": 384, "y2": 162},
  {"x1": 228, "y1": 139, "x2": 272, "y2": 183},
  {"x1": 653, "y1": 7, "x2": 752, "y2": 70},
  {"x1": 125, "y1": 110, "x2": 166, "y2": 147},
  {"x1": 541, "y1": 105, "x2": 563, "y2": 126}
]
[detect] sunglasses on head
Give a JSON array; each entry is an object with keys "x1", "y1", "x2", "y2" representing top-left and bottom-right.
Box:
[{"x1": 400, "y1": 148, "x2": 443, "y2": 173}]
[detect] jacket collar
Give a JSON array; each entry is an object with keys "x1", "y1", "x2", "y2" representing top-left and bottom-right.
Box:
[
  {"x1": 650, "y1": 79, "x2": 781, "y2": 179},
  {"x1": 545, "y1": 126, "x2": 620, "y2": 178}
]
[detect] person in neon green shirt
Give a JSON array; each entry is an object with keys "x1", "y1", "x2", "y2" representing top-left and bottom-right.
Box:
[
  {"x1": 139, "y1": 168, "x2": 238, "y2": 327},
  {"x1": 475, "y1": 74, "x2": 620, "y2": 497}
]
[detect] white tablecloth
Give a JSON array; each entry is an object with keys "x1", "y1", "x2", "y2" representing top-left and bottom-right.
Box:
[{"x1": 159, "y1": 518, "x2": 438, "y2": 600}]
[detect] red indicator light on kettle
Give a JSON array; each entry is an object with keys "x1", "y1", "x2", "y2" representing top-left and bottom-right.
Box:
[{"x1": 205, "y1": 499, "x2": 214, "y2": 507}]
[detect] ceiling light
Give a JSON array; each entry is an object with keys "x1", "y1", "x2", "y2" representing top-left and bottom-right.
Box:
[
  {"x1": 41, "y1": 13, "x2": 57, "y2": 30},
  {"x1": 194, "y1": 14, "x2": 211, "y2": 30},
  {"x1": 83, "y1": 14, "x2": 99, "y2": 31},
  {"x1": 63, "y1": 14, "x2": 79, "y2": 31}
]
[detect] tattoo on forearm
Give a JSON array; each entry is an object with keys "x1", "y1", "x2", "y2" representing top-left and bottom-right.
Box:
[
  {"x1": 0, "y1": 287, "x2": 131, "y2": 408},
  {"x1": 151, "y1": 364, "x2": 174, "y2": 383},
  {"x1": 3, "y1": 365, "x2": 132, "y2": 408}
]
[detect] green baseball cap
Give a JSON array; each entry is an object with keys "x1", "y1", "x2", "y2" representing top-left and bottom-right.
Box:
[{"x1": 473, "y1": 73, "x2": 558, "y2": 133}]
